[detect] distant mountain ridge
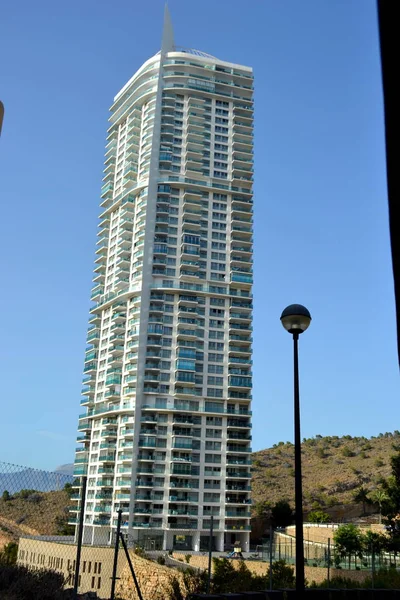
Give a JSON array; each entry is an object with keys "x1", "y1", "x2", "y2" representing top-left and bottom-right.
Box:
[
  {"x1": 54, "y1": 464, "x2": 74, "y2": 476},
  {"x1": 0, "y1": 462, "x2": 73, "y2": 495}
]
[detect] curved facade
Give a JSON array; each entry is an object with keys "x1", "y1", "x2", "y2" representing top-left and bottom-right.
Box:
[{"x1": 72, "y1": 22, "x2": 254, "y2": 552}]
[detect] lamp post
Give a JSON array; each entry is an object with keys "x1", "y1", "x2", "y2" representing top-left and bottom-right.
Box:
[{"x1": 280, "y1": 304, "x2": 311, "y2": 593}]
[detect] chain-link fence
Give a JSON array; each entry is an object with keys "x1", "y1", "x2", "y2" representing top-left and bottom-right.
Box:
[
  {"x1": 0, "y1": 462, "x2": 127, "y2": 599},
  {"x1": 261, "y1": 532, "x2": 400, "y2": 572},
  {"x1": 3, "y1": 461, "x2": 398, "y2": 599},
  {"x1": 0, "y1": 462, "x2": 215, "y2": 599}
]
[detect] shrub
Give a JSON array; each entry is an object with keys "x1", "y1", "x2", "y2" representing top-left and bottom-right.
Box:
[
  {"x1": 271, "y1": 500, "x2": 293, "y2": 527},
  {"x1": 133, "y1": 545, "x2": 146, "y2": 557},
  {"x1": 265, "y1": 559, "x2": 296, "y2": 588},
  {"x1": 16, "y1": 489, "x2": 38, "y2": 499},
  {"x1": 0, "y1": 563, "x2": 64, "y2": 600},
  {"x1": 157, "y1": 555, "x2": 166, "y2": 565},
  {"x1": 63, "y1": 482, "x2": 73, "y2": 497},
  {"x1": 341, "y1": 446, "x2": 355, "y2": 457},
  {"x1": 0, "y1": 542, "x2": 18, "y2": 565},
  {"x1": 2, "y1": 490, "x2": 10, "y2": 501},
  {"x1": 54, "y1": 515, "x2": 74, "y2": 536},
  {"x1": 184, "y1": 554, "x2": 191, "y2": 564},
  {"x1": 27, "y1": 493, "x2": 42, "y2": 504},
  {"x1": 307, "y1": 510, "x2": 331, "y2": 523}
]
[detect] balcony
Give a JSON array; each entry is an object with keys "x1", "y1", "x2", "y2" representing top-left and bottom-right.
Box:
[
  {"x1": 170, "y1": 480, "x2": 198, "y2": 489},
  {"x1": 133, "y1": 522, "x2": 162, "y2": 528},
  {"x1": 93, "y1": 518, "x2": 111, "y2": 526},
  {"x1": 168, "y1": 522, "x2": 197, "y2": 530},
  {"x1": 226, "y1": 471, "x2": 251, "y2": 479},
  {"x1": 225, "y1": 523, "x2": 251, "y2": 531},
  {"x1": 227, "y1": 445, "x2": 252, "y2": 453}
]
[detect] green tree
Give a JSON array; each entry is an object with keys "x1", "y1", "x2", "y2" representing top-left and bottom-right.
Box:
[
  {"x1": 0, "y1": 542, "x2": 18, "y2": 565},
  {"x1": 353, "y1": 486, "x2": 370, "y2": 515},
  {"x1": 271, "y1": 500, "x2": 293, "y2": 527},
  {"x1": 362, "y1": 530, "x2": 388, "y2": 555},
  {"x1": 63, "y1": 482, "x2": 73, "y2": 498},
  {"x1": 2, "y1": 490, "x2": 11, "y2": 501},
  {"x1": 254, "y1": 500, "x2": 270, "y2": 518},
  {"x1": 267, "y1": 560, "x2": 296, "y2": 589},
  {"x1": 54, "y1": 514, "x2": 75, "y2": 536},
  {"x1": 333, "y1": 524, "x2": 363, "y2": 569},
  {"x1": 371, "y1": 490, "x2": 389, "y2": 524},
  {"x1": 307, "y1": 510, "x2": 331, "y2": 523},
  {"x1": 212, "y1": 558, "x2": 268, "y2": 593}
]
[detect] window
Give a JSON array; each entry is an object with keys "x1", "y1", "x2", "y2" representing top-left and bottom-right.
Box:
[
  {"x1": 211, "y1": 263, "x2": 225, "y2": 271},
  {"x1": 209, "y1": 330, "x2": 224, "y2": 339},
  {"x1": 208, "y1": 364, "x2": 223, "y2": 374},
  {"x1": 207, "y1": 376, "x2": 223, "y2": 386},
  {"x1": 211, "y1": 242, "x2": 226, "y2": 250},
  {"x1": 209, "y1": 319, "x2": 224, "y2": 328},
  {"x1": 208, "y1": 353, "x2": 224, "y2": 362},
  {"x1": 207, "y1": 388, "x2": 223, "y2": 398}
]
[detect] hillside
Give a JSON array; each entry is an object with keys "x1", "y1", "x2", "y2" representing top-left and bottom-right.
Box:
[
  {"x1": 0, "y1": 490, "x2": 71, "y2": 546},
  {"x1": 251, "y1": 431, "x2": 399, "y2": 513}
]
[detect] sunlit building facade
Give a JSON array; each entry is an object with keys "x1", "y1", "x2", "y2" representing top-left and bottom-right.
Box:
[{"x1": 72, "y1": 9, "x2": 254, "y2": 552}]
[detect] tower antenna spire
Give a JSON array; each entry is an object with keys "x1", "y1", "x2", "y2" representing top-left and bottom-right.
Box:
[{"x1": 161, "y1": 3, "x2": 175, "y2": 54}]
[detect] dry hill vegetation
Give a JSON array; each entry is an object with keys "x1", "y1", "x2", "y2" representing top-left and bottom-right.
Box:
[
  {"x1": 251, "y1": 431, "x2": 400, "y2": 513},
  {"x1": 1, "y1": 433, "x2": 399, "y2": 547},
  {"x1": 0, "y1": 490, "x2": 71, "y2": 546}
]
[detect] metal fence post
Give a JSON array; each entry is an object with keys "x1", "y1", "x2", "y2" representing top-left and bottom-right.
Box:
[
  {"x1": 73, "y1": 475, "x2": 87, "y2": 600},
  {"x1": 110, "y1": 509, "x2": 122, "y2": 600},
  {"x1": 206, "y1": 515, "x2": 214, "y2": 594},
  {"x1": 269, "y1": 526, "x2": 273, "y2": 590},
  {"x1": 371, "y1": 543, "x2": 375, "y2": 589},
  {"x1": 119, "y1": 529, "x2": 144, "y2": 600},
  {"x1": 327, "y1": 538, "x2": 331, "y2": 587}
]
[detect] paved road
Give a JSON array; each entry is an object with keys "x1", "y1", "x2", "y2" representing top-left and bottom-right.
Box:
[{"x1": 145, "y1": 550, "x2": 205, "y2": 572}]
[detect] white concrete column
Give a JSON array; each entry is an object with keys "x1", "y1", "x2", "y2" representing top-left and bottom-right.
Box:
[
  {"x1": 192, "y1": 531, "x2": 200, "y2": 551},
  {"x1": 163, "y1": 530, "x2": 174, "y2": 550},
  {"x1": 216, "y1": 531, "x2": 224, "y2": 552}
]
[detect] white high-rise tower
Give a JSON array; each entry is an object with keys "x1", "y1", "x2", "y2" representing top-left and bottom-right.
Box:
[{"x1": 72, "y1": 8, "x2": 253, "y2": 552}]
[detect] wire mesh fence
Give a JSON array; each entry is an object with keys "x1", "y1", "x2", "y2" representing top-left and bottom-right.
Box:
[
  {"x1": 0, "y1": 462, "x2": 123, "y2": 598},
  {"x1": 2, "y1": 459, "x2": 398, "y2": 599},
  {"x1": 0, "y1": 461, "x2": 216, "y2": 599},
  {"x1": 261, "y1": 535, "x2": 400, "y2": 572}
]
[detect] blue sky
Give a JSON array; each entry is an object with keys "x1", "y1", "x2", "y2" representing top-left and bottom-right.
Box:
[{"x1": 0, "y1": 0, "x2": 398, "y2": 471}]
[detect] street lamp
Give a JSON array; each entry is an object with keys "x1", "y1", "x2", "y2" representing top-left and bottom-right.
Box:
[{"x1": 280, "y1": 304, "x2": 311, "y2": 593}]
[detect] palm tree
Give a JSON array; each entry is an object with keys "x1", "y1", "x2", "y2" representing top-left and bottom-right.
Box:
[
  {"x1": 353, "y1": 486, "x2": 370, "y2": 515},
  {"x1": 371, "y1": 490, "x2": 389, "y2": 524}
]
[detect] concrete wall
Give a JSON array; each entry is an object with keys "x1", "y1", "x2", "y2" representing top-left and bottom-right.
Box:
[
  {"x1": 17, "y1": 537, "x2": 188, "y2": 600},
  {"x1": 17, "y1": 537, "x2": 125, "y2": 599}
]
